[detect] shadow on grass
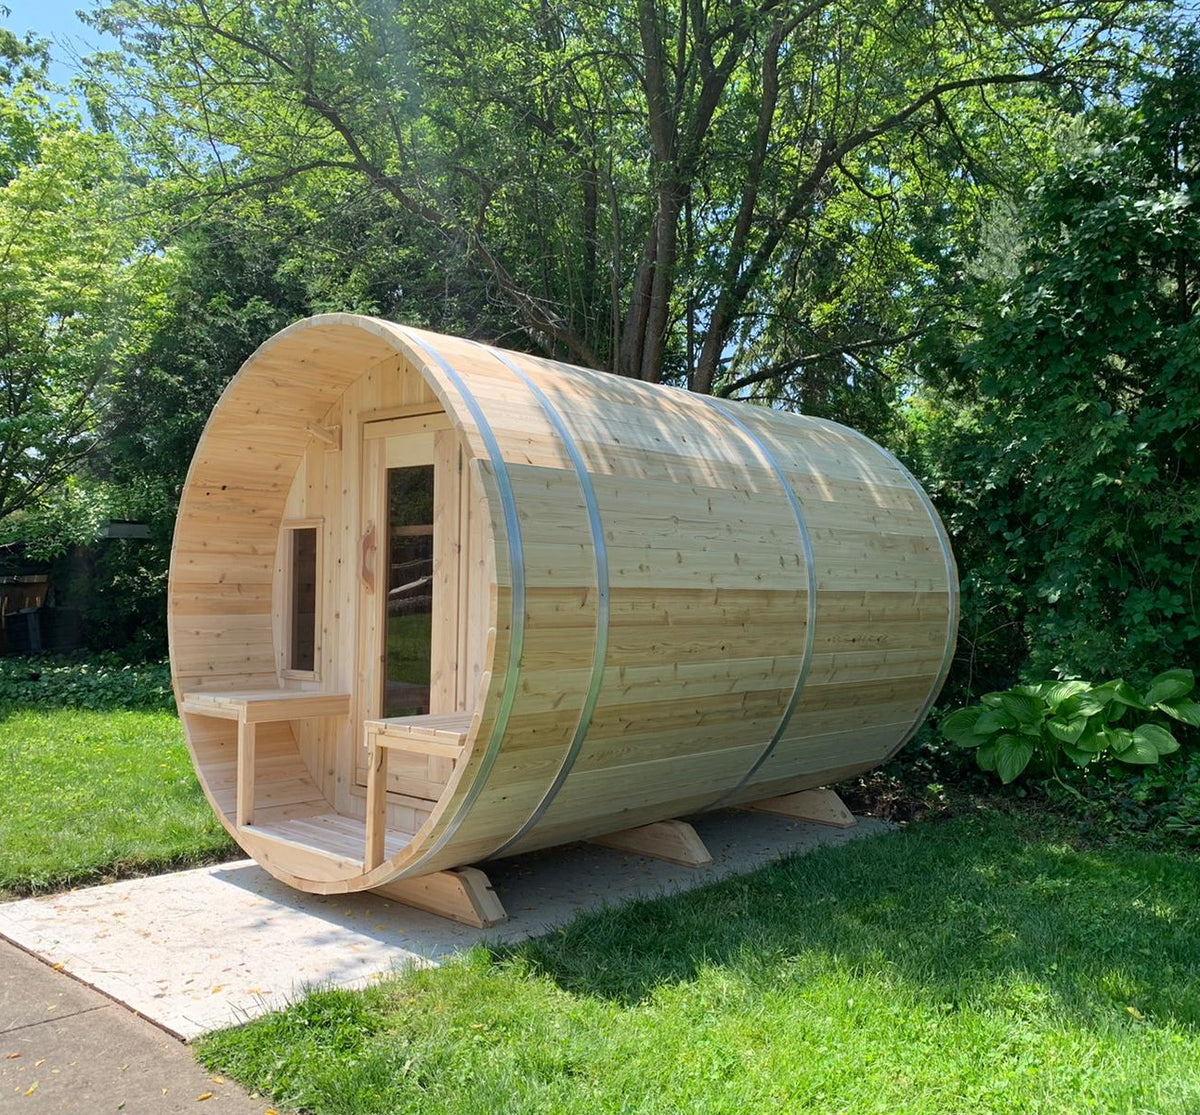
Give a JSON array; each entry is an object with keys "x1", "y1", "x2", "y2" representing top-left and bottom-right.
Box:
[{"x1": 494, "y1": 811, "x2": 1200, "y2": 1030}]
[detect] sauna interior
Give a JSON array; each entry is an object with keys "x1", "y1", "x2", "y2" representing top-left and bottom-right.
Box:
[{"x1": 169, "y1": 314, "x2": 958, "y2": 916}]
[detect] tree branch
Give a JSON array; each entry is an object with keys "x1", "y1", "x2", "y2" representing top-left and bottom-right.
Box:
[{"x1": 716, "y1": 329, "x2": 924, "y2": 398}]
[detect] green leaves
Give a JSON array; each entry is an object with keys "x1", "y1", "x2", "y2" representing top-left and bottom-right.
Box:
[
  {"x1": 1040, "y1": 680, "x2": 1091, "y2": 709},
  {"x1": 942, "y1": 670, "x2": 1195, "y2": 785},
  {"x1": 1095, "y1": 681, "x2": 1150, "y2": 713},
  {"x1": 1146, "y1": 670, "x2": 1200, "y2": 729},
  {"x1": 998, "y1": 691, "x2": 1043, "y2": 729},
  {"x1": 0, "y1": 656, "x2": 174, "y2": 711},
  {"x1": 976, "y1": 708, "x2": 1016, "y2": 735},
  {"x1": 0, "y1": 85, "x2": 173, "y2": 526},
  {"x1": 1061, "y1": 741, "x2": 1094, "y2": 768},
  {"x1": 85, "y1": 0, "x2": 1154, "y2": 412},
  {"x1": 994, "y1": 734, "x2": 1035, "y2": 784},
  {"x1": 1045, "y1": 717, "x2": 1087, "y2": 745},
  {"x1": 1146, "y1": 669, "x2": 1196, "y2": 707},
  {"x1": 1132, "y1": 723, "x2": 1180, "y2": 758},
  {"x1": 910, "y1": 58, "x2": 1200, "y2": 690},
  {"x1": 1159, "y1": 701, "x2": 1200, "y2": 728},
  {"x1": 939, "y1": 707, "x2": 988, "y2": 747}
]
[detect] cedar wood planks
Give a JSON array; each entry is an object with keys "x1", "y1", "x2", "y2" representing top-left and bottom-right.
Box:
[{"x1": 169, "y1": 314, "x2": 957, "y2": 892}]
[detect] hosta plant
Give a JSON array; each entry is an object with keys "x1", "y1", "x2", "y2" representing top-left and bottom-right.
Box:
[{"x1": 940, "y1": 669, "x2": 1200, "y2": 785}]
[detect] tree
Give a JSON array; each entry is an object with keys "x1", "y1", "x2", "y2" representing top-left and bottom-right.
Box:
[
  {"x1": 0, "y1": 46, "x2": 170, "y2": 531},
  {"x1": 89, "y1": 169, "x2": 495, "y2": 653},
  {"x1": 88, "y1": 0, "x2": 1145, "y2": 407},
  {"x1": 910, "y1": 52, "x2": 1200, "y2": 687}
]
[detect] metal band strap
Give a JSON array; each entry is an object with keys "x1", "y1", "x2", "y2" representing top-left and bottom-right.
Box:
[
  {"x1": 849, "y1": 424, "x2": 960, "y2": 748},
  {"x1": 477, "y1": 344, "x2": 611, "y2": 857},
  {"x1": 697, "y1": 396, "x2": 818, "y2": 809},
  {"x1": 831, "y1": 423, "x2": 959, "y2": 754},
  {"x1": 396, "y1": 329, "x2": 527, "y2": 872}
]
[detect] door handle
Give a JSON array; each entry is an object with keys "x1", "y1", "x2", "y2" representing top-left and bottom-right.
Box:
[{"x1": 361, "y1": 520, "x2": 377, "y2": 593}]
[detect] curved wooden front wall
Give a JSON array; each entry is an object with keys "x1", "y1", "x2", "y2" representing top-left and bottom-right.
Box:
[{"x1": 169, "y1": 314, "x2": 958, "y2": 892}]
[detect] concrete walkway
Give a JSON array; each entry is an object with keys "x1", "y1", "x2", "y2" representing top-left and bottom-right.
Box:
[
  {"x1": 0, "y1": 940, "x2": 274, "y2": 1113},
  {"x1": 1, "y1": 810, "x2": 888, "y2": 1111}
]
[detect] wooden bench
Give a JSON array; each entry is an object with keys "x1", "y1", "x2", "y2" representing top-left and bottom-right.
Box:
[
  {"x1": 180, "y1": 690, "x2": 351, "y2": 829},
  {"x1": 363, "y1": 713, "x2": 471, "y2": 870}
]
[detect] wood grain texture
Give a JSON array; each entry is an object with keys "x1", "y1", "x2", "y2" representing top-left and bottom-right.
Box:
[
  {"x1": 741, "y1": 788, "x2": 858, "y2": 828},
  {"x1": 169, "y1": 315, "x2": 957, "y2": 899},
  {"x1": 372, "y1": 866, "x2": 506, "y2": 928},
  {"x1": 589, "y1": 820, "x2": 713, "y2": 866}
]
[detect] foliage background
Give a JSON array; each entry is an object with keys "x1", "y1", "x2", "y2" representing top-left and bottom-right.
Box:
[
  {"x1": 906, "y1": 54, "x2": 1200, "y2": 694},
  {"x1": 0, "y1": 1, "x2": 1196, "y2": 734}
]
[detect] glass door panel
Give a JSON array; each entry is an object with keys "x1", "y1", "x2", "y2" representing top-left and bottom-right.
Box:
[{"x1": 384, "y1": 463, "x2": 434, "y2": 717}]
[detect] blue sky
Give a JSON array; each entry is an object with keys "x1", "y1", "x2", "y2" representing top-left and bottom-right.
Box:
[{"x1": 2, "y1": 1, "x2": 116, "y2": 87}]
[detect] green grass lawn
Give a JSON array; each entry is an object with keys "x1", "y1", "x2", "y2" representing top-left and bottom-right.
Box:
[
  {"x1": 196, "y1": 811, "x2": 1200, "y2": 1115},
  {"x1": 3, "y1": 660, "x2": 1195, "y2": 1112},
  {"x1": 0, "y1": 706, "x2": 236, "y2": 896}
]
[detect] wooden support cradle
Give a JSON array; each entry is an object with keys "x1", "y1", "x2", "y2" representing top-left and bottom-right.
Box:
[
  {"x1": 589, "y1": 819, "x2": 713, "y2": 866},
  {"x1": 739, "y1": 788, "x2": 858, "y2": 829},
  {"x1": 372, "y1": 867, "x2": 506, "y2": 929}
]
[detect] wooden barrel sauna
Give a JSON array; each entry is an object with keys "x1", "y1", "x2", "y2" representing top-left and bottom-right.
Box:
[{"x1": 169, "y1": 314, "x2": 958, "y2": 897}]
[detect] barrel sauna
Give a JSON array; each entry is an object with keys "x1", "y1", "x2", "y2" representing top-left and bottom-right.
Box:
[{"x1": 169, "y1": 314, "x2": 957, "y2": 909}]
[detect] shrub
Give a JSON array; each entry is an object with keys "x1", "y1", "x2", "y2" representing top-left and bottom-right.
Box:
[
  {"x1": 0, "y1": 654, "x2": 174, "y2": 711},
  {"x1": 1116, "y1": 747, "x2": 1200, "y2": 841},
  {"x1": 908, "y1": 60, "x2": 1200, "y2": 687},
  {"x1": 940, "y1": 669, "x2": 1199, "y2": 785}
]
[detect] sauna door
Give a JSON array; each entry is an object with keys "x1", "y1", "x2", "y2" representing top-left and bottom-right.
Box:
[
  {"x1": 356, "y1": 411, "x2": 487, "y2": 799},
  {"x1": 357, "y1": 411, "x2": 458, "y2": 734}
]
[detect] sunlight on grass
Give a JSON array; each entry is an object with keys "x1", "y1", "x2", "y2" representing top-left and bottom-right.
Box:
[
  {"x1": 0, "y1": 707, "x2": 235, "y2": 895},
  {"x1": 197, "y1": 814, "x2": 1200, "y2": 1114}
]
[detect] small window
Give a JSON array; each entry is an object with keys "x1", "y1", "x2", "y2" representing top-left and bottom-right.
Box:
[{"x1": 288, "y1": 526, "x2": 318, "y2": 673}]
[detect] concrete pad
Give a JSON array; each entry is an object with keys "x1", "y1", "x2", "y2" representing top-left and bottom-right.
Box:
[
  {"x1": 1, "y1": 944, "x2": 269, "y2": 1113},
  {"x1": 0, "y1": 810, "x2": 889, "y2": 1040}
]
